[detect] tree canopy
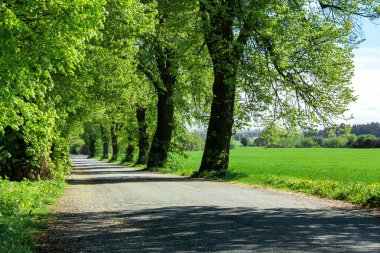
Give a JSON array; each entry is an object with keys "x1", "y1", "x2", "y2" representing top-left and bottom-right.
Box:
[{"x1": 1, "y1": 0, "x2": 379, "y2": 180}]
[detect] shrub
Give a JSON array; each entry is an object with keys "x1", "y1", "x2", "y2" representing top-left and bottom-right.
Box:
[
  {"x1": 322, "y1": 136, "x2": 348, "y2": 148},
  {"x1": 352, "y1": 134, "x2": 377, "y2": 148},
  {"x1": 178, "y1": 132, "x2": 205, "y2": 151},
  {"x1": 300, "y1": 137, "x2": 319, "y2": 148},
  {"x1": 345, "y1": 134, "x2": 357, "y2": 147},
  {"x1": 240, "y1": 136, "x2": 252, "y2": 147},
  {"x1": 253, "y1": 137, "x2": 266, "y2": 146}
]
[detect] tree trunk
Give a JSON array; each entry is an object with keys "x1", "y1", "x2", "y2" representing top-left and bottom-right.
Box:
[
  {"x1": 100, "y1": 125, "x2": 109, "y2": 160},
  {"x1": 110, "y1": 122, "x2": 120, "y2": 161},
  {"x1": 198, "y1": 1, "x2": 247, "y2": 173},
  {"x1": 199, "y1": 67, "x2": 237, "y2": 173},
  {"x1": 123, "y1": 138, "x2": 135, "y2": 163},
  {"x1": 147, "y1": 46, "x2": 176, "y2": 169},
  {"x1": 136, "y1": 105, "x2": 149, "y2": 165},
  {"x1": 88, "y1": 137, "x2": 96, "y2": 158},
  {"x1": 147, "y1": 91, "x2": 174, "y2": 168}
]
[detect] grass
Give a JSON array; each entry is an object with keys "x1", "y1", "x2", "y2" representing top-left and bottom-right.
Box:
[
  {"x1": 160, "y1": 147, "x2": 380, "y2": 207},
  {"x1": 0, "y1": 179, "x2": 65, "y2": 253}
]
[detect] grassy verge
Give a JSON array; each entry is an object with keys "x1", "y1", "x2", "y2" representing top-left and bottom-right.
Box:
[
  {"x1": 0, "y1": 179, "x2": 65, "y2": 253},
  {"x1": 158, "y1": 148, "x2": 380, "y2": 207}
]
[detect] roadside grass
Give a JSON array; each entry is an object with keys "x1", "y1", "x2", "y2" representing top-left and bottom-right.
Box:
[
  {"x1": 0, "y1": 179, "x2": 65, "y2": 253},
  {"x1": 159, "y1": 148, "x2": 380, "y2": 207}
]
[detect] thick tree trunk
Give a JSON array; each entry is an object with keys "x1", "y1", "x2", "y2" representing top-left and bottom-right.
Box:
[
  {"x1": 198, "y1": 1, "x2": 247, "y2": 173},
  {"x1": 123, "y1": 138, "x2": 135, "y2": 163},
  {"x1": 100, "y1": 125, "x2": 109, "y2": 160},
  {"x1": 88, "y1": 137, "x2": 96, "y2": 158},
  {"x1": 110, "y1": 122, "x2": 119, "y2": 161},
  {"x1": 147, "y1": 91, "x2": 174, "y2": 168},
  {"x1": 147, "y1": 46, "x2": 176, "y2": 169},
  {"x1": 136, "y1": 105, "x2": 149, "y2": 165},
  {"x1": 199, "y1": 67, "x2": 237, "y2": 173}
]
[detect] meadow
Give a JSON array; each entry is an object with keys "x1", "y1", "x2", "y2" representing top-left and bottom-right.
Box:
[{"x1": 162, "y1": 147, "x2": 380, "y2": 207}]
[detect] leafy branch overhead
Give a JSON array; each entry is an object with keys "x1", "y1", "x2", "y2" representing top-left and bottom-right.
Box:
[{"x1": 0, "y1": 0, "x2": 379, "y2": 179}]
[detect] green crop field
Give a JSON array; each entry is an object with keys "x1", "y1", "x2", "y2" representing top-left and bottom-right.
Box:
[
  {"x1": 162, "y1": 147, "x2": 380, "y2": 207},
  {"x1": 183, "y1": 148, "x2": 380, "y2": 184}
]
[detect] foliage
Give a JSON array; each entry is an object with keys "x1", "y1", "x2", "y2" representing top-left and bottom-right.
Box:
[
  {"x1": 300, "y1": 137, "x2": 319, "y2": 148},
  {"x1": 321, "y1": 136, "x2": 349, "y2": 148},
  {"x1": 351, "y1": 122, "x2": 380, "y2": 137},
  {"x1": 240, "y1": 137, "x2": 252, "y2": 147},
  {"x1": 0, "y1": 0, "x2": 105, "y2": 180},
  {"x1": 177, "y1": 131, "x2": 205, "y2": 151},
  {"x1": 351, "y1": 134, "x2": 378, "y2": 148},
  {"x1": 0, "y1": 179, "x2": 65, "y2": 252},
  {"x1": 229, "y1": 139, "x2": 237, "y2": 150}
]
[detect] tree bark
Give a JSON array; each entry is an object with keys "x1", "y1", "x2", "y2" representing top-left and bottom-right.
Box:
[
  {"x1": 88, "y1": 137, "x2": 96, "y2": 158},
  {"x1": 100, "y1": 125, "x2": 109, "y2": 160},
  {"x1": 198, "y1": 1, "x2": 248, "y2": 173},
  {"x1": 147, "y1": 46, "x2": 176, "y2": 169},
  {"x1": 110, "y1": 122, "x2": 120, "y2": 161},
  {"x1": 136, "y1": 105, "x2": 149, "y2": 165},
  {"x1": 123, "y1": 138, "x2": 135, "y2": 163},
  {"x1": 199, "y1": 69, "x2": 237, "y2": 172}
]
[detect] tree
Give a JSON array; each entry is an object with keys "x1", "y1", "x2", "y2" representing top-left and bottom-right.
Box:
[
  {"x1": 197, "y1": 0, "x2": 379, "y2": 173},
  {"x1": 136, "y1": 105, "x2": 150, "y2": 164},
  {"x1": 240, "y1": 137, "x2": 251, "y2": 147},
  {"x1": 110, "y1": 122, "x2": 121, "y2": 161},
  {"x1": 0, "y1": 0, "x2": 104, "y2": 180},
  {"x1": 82, "y1": 123, "x2": 99, "y2": 158},
  {"x1": 138, "y1": 0, "x2": 208, "y2": 168}
]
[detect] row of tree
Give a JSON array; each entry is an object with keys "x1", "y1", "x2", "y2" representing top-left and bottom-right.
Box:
[
  {"x1": 302, "y1": 122, "x2": 380, "y2": 138},
  {"x1": 239, "y1": 122, "x2": 380, "y2": 148},
  {"x1": 1, "y1": 1, "x2": 379, "y2": 181}
]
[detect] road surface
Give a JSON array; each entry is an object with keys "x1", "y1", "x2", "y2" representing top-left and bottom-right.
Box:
[{"x1": 36, "y1": 155, "x2": 380, "y2": 252}]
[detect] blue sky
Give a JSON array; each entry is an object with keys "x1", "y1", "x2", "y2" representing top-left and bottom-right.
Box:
[{"x1": 350, "y1": 19, "x2": 380, "y2": 124}]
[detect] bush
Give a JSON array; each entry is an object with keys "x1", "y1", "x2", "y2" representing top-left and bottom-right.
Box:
[
  {"x1": 178, "y1": 132, "x2": 205, "y2": 151},
  {"x1": 240, "y1": 136, "x2": 252, "y2": 147},
  {"x1": 253, "y1": 137, "x2": 266, "y2": 147},
  {"x1": 352, "y1": 134, "x2": 377, "y2": 148},
  {"x1": 300, "y1": 137, "x2": 319, "y2": 148},
  {"x1": 346, "y1": 134, "x2": 357, "y2": 147},
  {"x1": 0, "y1": 127, "x2": 54, "y2": 181},
  {"x1": 322, "y1": 136, "x2": 348, "y2": 148}
]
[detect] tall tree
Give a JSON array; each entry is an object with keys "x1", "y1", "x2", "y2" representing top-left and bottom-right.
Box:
[
  {"x1": 0, "y1": 0, "x2": 104, "y2": 180},
  {"x1": 197, "y1": 0, "x2": 379, "y2": 174},
  {"x1": 138, "y1": 0, "x2": 209, "y2": 168}
]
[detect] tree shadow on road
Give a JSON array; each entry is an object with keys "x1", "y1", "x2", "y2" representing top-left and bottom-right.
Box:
[
  {"x1": 36, "y1": 206, "x2": 380, "y2": 253},
  {"x1": 66, "y1": 176, "x2": 203, "y2": 185}
]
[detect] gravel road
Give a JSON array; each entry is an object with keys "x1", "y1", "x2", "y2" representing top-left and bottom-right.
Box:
[{"x1": 36, "y1": 155, "x2": 380, "y2": 252}]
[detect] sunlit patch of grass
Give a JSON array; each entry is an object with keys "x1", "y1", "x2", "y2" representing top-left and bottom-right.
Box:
[{"x1": 0, "y1": 179, "x2": 65, "y2": 253}]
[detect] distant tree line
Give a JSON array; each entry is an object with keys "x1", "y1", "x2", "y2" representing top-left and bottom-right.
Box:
[
  {"x1": 238, "y1": 122, "x2": 380, "y2": 149},
  {"x1": 351, "y1": 122, "x2": 380, "y2": 137}
]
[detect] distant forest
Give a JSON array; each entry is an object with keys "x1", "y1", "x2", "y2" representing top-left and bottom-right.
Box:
[
  {"x1": 351, "y1": 122, "x2": 380, "y2": 137},
  {"x1": 233, "y1": 122, "x2": 380, "y2": 140},
  {"x1": 313, "y1": 122, "x2": 380, "y2": 138}
]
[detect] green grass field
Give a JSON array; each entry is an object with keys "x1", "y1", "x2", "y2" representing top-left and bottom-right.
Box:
[
  {"x1": 162, "y1": 147, "x2": 380, "y2": 207},
  {"x1": 183, "y1": 148, "x2": 380, "y2": 184}
]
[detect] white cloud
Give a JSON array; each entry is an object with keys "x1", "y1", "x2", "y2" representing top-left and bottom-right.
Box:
[{"x1": 349, "y1": 48, "x2": 380, "y2": 124}]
